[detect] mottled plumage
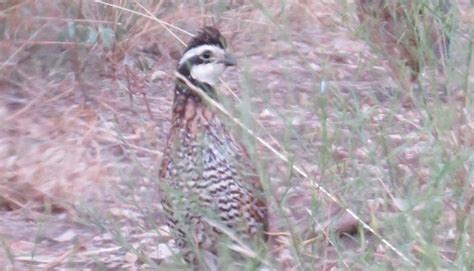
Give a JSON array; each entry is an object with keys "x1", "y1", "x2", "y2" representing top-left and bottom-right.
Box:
[{"x1": 159, "y1": 27, "x2": 268, "y2": 269}]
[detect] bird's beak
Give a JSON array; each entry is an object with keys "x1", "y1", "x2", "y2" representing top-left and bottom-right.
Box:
[{"x1": 221, "y1": 53, "x2": 237, "y2": 66}]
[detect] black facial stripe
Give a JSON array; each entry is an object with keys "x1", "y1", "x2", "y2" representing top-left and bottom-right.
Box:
[
  {"x1": 188, "y1": 55, "x2": 212, "y2": 65},
  {"x1": 177, "y1": 55, "x2": 213, "y2": 77}
]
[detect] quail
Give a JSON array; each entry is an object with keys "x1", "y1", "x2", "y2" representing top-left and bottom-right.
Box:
[{"x1": 159, "y1": 27, "x2": 268, "y2": 269}]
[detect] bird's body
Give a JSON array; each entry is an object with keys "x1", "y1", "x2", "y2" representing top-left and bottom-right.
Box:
[{"x1": 159, "y1": 27, "x2": 267, "y2": 269}]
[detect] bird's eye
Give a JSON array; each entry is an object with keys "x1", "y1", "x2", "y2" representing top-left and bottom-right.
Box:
[{"x1": 201, "y1": 51, "x2": 212, "y2": 60}]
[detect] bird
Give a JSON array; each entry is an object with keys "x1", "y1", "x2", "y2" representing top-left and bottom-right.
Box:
[
  {"x1": 159, "y1": 26, "x2": 268, "y2": 270},
  {"x1": 355, "y1": 0, "x2": 451, "y2": 90}
]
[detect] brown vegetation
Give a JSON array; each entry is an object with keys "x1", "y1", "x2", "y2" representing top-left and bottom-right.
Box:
[{"x1": 0, "y1": 0, "x2": 472, "y2": 269}]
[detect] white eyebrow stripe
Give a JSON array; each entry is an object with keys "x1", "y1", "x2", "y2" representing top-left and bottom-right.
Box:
[{"x1": 179, "y1": 45, "x2": 224, "y2": 65}]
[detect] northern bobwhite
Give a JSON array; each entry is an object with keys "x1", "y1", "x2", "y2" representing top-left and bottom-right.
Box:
[
  {"x1": 356, "y1": 0, "x2": 451, "y2": 88},
  {"x1": 159, "y1": 27, "x2": 268, "y2": 269}
]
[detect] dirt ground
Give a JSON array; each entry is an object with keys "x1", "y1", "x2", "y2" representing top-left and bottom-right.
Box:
[{"x1": 0, "y1": 1, "x2": 473, "y2": 270}]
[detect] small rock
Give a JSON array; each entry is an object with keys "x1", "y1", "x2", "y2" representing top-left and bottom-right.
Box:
[
  {"x1": 157, "y1": 225, "x2": 172, "y2": 239},
  {"x1": 309, "y1": 63, "x2": 321, "y2": 72},
  {"x1": 355, "y1": 147, "x2": 368, "y2": 160},
  {"x1": 53, "y1": 229, "x2": 77, "y2": 242},
  {"x1": 333, "y1": 146, "x2": 348, "y2": 161},
  {"x1": 259, "y1": 109, "x2": 275, "y2": 119},
  {"x1": 149, "y1": 243, "x2": 175, "y2": 261},
  {"x1": 151, "y1": 70, "x2": 167, "y2": 81},
  {"x1": 124, "y1": 252, "x2": 138, "y2": 263}
]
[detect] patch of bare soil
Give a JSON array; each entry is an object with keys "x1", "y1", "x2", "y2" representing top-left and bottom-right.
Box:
[{"x1": 1, "y1": 0, "x2": 472, "y2": 270}]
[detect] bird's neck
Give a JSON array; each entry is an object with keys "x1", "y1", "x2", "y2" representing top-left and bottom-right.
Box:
[{"x1": 171, "y1": 77, "x2": 219, "y2": 128}]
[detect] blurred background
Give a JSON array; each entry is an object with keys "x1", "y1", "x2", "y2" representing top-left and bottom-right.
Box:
[{"x1": 0, "y1": 0, "x2": 472, "y2": 269}]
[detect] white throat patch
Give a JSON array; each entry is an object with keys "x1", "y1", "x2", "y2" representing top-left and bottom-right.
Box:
[{"x1": 190, "y1": 63, "x2": 225, "y2": 86}]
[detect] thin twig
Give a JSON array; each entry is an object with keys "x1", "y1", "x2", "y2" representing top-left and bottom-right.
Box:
[
  {"x1": 93, "y1": 0, "x2": 194, "y2": 39},
  {"x1": 0, "y1": 24, "x2": 46, "y2": 72},
  {"x1": 5, "y1": 85, "x2": 49, "y2": 121},
  {"x1": 0, "y1": 0, "x2": 30, "y2": 14},
  {"x1": 219, "y1": 79, "x2": 286, "y2": 152},
  {"x1": 133, "y1": 1, "x2": 188, "y2": 46},
  {"x1": 42, "y1": 242, "x2": 84, "y2": 271},
  {"x1": 22, "y1": 16, "x2": 121, "y2": 25},
  {"x1": 0, "y1": 40, "x2": 93, "y2": 46}
]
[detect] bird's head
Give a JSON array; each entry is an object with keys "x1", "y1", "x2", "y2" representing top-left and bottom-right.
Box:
[{"x1": 177, "y1": 27, "x2": 236, "y2": 87}]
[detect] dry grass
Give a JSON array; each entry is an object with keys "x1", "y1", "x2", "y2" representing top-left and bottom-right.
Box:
[{"x1": 0, "y1": 0, "x2": 473, "y2": 270}]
